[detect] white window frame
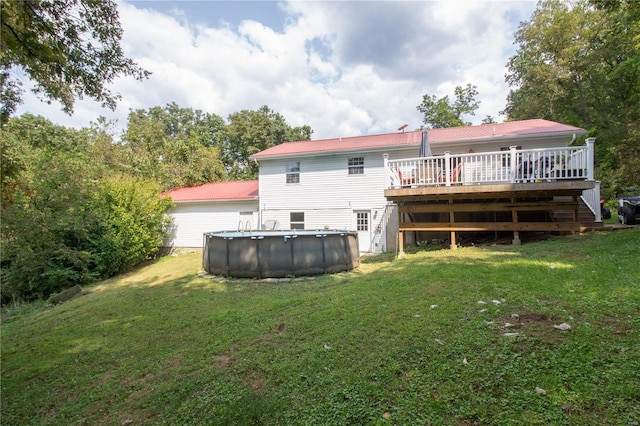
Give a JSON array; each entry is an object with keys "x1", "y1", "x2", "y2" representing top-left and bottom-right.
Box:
[
  {"x1": 290, "y1": 212, "x2": 304, "y2": 229},
  {"x1": 286, "y1": 161, "x2": 300, "y2": 184},
  {"x1": 348, "y1": 157, "x2": 365, "y2": 175},
  {"x1": 356, "y1": 212, "x2": 369, "y2": 231}
]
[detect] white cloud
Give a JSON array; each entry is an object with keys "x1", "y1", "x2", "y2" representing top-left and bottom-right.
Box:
[{"x1": 14, "y1": 0, "x2": 537, "y2": 139}]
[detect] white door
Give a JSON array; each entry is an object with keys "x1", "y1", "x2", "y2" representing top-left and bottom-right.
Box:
[{"x1": 354, "y1": 211, "x2": 371, "y2": 252}]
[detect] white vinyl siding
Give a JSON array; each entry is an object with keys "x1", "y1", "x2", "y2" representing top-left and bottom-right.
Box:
[
  {"x1": 258, "y1": 148, "x2": 417, "y2": 253},
  {"x1": 165, "y1": 200, "x2": 258, "y2": 247}
]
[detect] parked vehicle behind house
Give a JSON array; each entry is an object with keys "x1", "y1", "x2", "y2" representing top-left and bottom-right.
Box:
[{"x1": 617, "y1": 188, "x2": 640, "y2": 225}]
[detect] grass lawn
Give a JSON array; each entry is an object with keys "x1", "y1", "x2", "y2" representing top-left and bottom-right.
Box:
[{"x1": 2, "y1": 229, "x2": 639, "y2": 425}]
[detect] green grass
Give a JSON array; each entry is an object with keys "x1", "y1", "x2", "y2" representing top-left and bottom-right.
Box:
[{"x1": 2, "y1": 229, "x2": 639, "y2": 425}]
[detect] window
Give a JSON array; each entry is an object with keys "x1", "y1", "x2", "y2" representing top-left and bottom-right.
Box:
[
  {"x1": 290, "y1": 212, "x2": 304, "y2": 229},
  {"x1": 356, "y1": 212, "x2": 369, "y2": 231},
  {"x1": 286, "y1": 161, "x2": 300, "y2": 183},
  {"x1": 348, "y1": 157, "x2": 364, "y2": 175}
]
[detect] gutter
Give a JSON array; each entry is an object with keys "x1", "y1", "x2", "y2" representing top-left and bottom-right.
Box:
[
  {"x1": 249, "y1": 144, "x2": 420, "y2": 161},
  {"x1": 432, "y1": 130, "x2": 586, "y2": 149}
]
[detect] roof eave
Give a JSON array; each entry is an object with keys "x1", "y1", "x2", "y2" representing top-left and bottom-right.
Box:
[
  {"x1": 171, "y1": 196, "x2": 259, "y2": 204},
  {"x1": 435, "y1": 129, "x2": 586, "y2": 148},
  {"x1": 250, "y1": 144, "x2": 420, "y2": 161}
]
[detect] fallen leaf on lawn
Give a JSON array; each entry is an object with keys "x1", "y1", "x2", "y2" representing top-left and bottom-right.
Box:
[
  {"x1": 503, "y1": 332, "x2": 520, "y2": 337},
  {"x1": 477, "y1": 300, "x2": 487, "y2": 305},
  {"x1": 430, "y1": 304, "x2": 438, "y2": 310},
  {"x1": 535, "y1": 387, "x2": 547, "y2": 396},
  {"x1": 434, "y1": 338, "x2": 444, "y2": 345},
  {"x1": 479, "y1": 309, "x2": 487, "y2": 313},
  {"x1": 382, "y1": 412, "x2": 391, "y2": 420},
  {"x1": 414, "y1": 314, "x2": 421, "y2": 318},
  {"x1": 553, "y1": 323, "x2": 572, "y2": 331},
  {"x1": 463, "y1": 358, "x2": 468, "y2": 364},
  {"x1": 503, "y1": 322, "x2": 515, "y2": 328},
  {"x1": 562, "y1": 403, "x2": 571, "y2": 413},
  {"x1": 510, "y1": 314, "x2": 520, "y2": 320},
  {"x1": 323, "y1": 344, "x2": 332, "y2": 350},
  {"x1": 491, "y1": 300, "x2": 501, "y2": 305}
]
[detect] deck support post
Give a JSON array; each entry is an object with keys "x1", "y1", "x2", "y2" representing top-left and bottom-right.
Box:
[
  {"x1": 572, "y1": 194, "x2": 579, "y2": 235},
  {"x1": 511, "y1": 196, "x2": 521, "y2": 245},
  {"x1": 449, "y1": 197, "x2": 457, "y2": 249},
  {"x1": 397, "y1": 204, "x2": 405, "y2": 257}
]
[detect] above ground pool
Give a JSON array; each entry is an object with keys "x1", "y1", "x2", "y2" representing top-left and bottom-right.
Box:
[{"x1": 203, "y1": 230, "x2": 360, "y2": 279}]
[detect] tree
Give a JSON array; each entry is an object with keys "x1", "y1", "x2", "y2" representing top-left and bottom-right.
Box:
[
  {"x1": 1, "y1": 115, "x2": 172, "y2": 303},
  {"x1": 120, "y1": 103, "x2": 227, "y2": 190},
  {"x1": 504, "y1": 0, "x2": 640, "y2": 197},
  {"x1": 0, "y1": 0, "x2": 149, "y2": 123},
  {"x1": 416, "y1": 84, "x2": 480, "y2": 128},
  {"x1": 224, "y1": 105, "x2": 312, "y2": 179},
  {"x1": 481, "y1": 115, "x2": 497, "y2": 125}
]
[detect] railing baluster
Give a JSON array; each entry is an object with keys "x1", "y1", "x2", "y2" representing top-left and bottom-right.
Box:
[{"x1": 385, "y1": 144, "x2": 592, "y2": 189}]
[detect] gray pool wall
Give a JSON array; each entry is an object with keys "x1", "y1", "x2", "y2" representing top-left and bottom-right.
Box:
[{"x1": 203, "y1": 230, "x2": 360, "y2": 278}]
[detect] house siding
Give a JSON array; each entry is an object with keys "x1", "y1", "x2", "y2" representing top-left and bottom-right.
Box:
[
  {"x1": 258, "y1": 147, "x2": 416, "y2": 253},
  {"x1": 429, "y1": 135, "x2": 573, "y2": 156},
  {"x1": 165, "y1": 200, "x2": 258, "y2": 247}
]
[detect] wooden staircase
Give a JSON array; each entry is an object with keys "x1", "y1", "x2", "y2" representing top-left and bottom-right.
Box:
[{"x1": 550, "y1": 196, "x2": 602, "y2": 230}]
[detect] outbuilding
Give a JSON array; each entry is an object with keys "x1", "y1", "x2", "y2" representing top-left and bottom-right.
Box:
[{"x1": 163, "y1": 180, "x2": 259, "y2": 248}]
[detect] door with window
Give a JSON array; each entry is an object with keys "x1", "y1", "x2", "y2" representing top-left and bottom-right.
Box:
[{"x1": 354, "y1": 211, "x2": 371, "y2": 252}]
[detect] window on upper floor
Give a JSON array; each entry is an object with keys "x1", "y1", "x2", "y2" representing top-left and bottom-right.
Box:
[
  {"x1": 286, "y1": 161, "x2": 300, "y2": 183},
  {"x1": 348, "y1": 157, "x2": 364, "y2": 175},
  {"x1": 290, "y1": 212, "x2": 304, "y2": 229}
]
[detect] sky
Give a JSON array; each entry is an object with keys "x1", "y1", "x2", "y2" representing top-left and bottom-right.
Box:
[{"x1": 15, "y1": 0, "x2": 538, "y2": 140}]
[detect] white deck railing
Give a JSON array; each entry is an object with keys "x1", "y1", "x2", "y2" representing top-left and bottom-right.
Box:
[{"x1": 384, "y1": 139, "x2": 601, "y2": 221}]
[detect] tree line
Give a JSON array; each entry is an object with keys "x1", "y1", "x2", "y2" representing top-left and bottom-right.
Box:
[{"x1": 0, "y1": 106, "x2": 311, "y2": 303}]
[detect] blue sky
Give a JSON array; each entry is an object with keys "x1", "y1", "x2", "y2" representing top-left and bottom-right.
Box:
[
  {"x1": 130, "y1": 1, "x2": 290, "y2": 30},
  {"x1": 16, "y1": 1, "x2": 538, "y2": 139}
]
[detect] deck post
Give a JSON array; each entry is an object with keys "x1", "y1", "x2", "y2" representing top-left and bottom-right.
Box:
[
  {"x1": 383, "y1": 153, "x2": 390, "y2": 188},
  {"x1": 444, "y1": 152, "x2": 451, "y2": 186},
  {"x1": 449, "y1": 197, "x2": 457, "y2": 249},
  {"x1": 509, "y1": 146, "x2": 518, "y2": 183},
  {"x1": 511, "y1": 196, "x2": 521, "y2": 245},
  {"x1": 572, "y1": 194, "x2": 579, "y2": 235},
  {"x1": 585, "y1": 138, "x2": 595, "y2": 181}
]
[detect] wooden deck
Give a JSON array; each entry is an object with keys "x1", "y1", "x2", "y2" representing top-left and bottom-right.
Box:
[{"x1": 385, "y1": 180, "x2": 599, "y2": 253}]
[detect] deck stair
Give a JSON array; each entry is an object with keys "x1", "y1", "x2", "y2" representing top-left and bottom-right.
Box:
[{"x1": 550, "y1": 196, "x2": 603, "y2": 230}]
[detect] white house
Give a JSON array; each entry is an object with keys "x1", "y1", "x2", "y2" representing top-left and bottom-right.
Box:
[
  {"x1": 164, "y1": 119, "x2": 598, "y2": 252},
  {"x1": 163, "y1": 180, "x2": 259, "y2": 248},
  {"x1": 250, "y1": 119, "x2": 590, "y2": 253}
]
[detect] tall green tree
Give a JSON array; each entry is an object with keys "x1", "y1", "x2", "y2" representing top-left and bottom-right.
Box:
[
  {"x1": 224, "y1": 105, "x2": 312, "y2": 179},
  {"x1": 416, "y1": 84, "x2": 480, "y2": 128},
  {"x1": 120, "y1": 103, "x2": 227, "y2": 190},
  {"x1": 0, "y1": 0, "x2": 149, "y2": 123},
  {"x1": 504, "y1": 0, "x2": 640, "y2": 197}
]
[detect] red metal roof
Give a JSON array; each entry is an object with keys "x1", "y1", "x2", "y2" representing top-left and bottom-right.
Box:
[
  {"x1": 250, "y1": 119, "x2": 585, "y2": 159},
  {"x1": 427, "y1": 119, "x2": 584, "y2": 142},
  {"x1": 163, "y1": 180, "x2": 259, "y2": 203}
]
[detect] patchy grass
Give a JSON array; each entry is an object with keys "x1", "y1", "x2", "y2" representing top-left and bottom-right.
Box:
[{"x1": 2, "y1": 229, "x2": 639, "y2": 425}]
